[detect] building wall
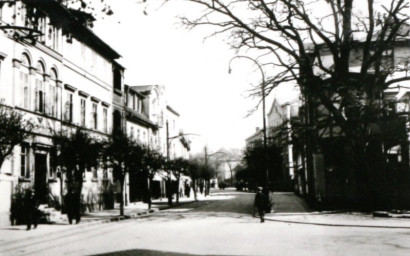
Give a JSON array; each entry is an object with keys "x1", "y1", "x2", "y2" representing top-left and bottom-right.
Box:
[{"x1": 0, "y1": 2, "x2": 119, "y2": 225}]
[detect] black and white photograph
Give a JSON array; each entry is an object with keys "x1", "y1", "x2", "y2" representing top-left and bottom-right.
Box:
[{"x1": 0, "y1": 0, "x2": 410, "y2": 255}]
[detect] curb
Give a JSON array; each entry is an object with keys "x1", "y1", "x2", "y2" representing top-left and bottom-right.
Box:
[
  {"x1": 373, "y1": 211, "x2": 410, "y2": 218},
  {"x1": 264, "y1": 217, "x2": 410, "y2": 229},
  {"x1": 62, "y1": 199, "x2": 199, "y2": 227}
]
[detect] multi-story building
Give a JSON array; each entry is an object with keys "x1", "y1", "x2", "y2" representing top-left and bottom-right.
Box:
[
  {"x1": 0, "y1": 1, "x2": 122, "y2": 225},
  {"x1": 123, "y1": 84, "x2": 161, "y2": 203},
  {"x1": 294, "y1": 25, "x2": 410, "y2": 208},
  {"x1": 123, "y1": 85, "x2": 190, "y2": 202},
  {"x1": 266, "y1": 96, "x2": 300, "y2": 191}
]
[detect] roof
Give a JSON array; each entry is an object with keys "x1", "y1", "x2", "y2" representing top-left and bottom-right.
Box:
[
  {"x1": 129, "y1": 85, "x2": 155, "y2": 93},
  {"x1": 245, "y1": 129, "x2": 264, "y2": 142},
  {"x1": 25, "y1": 0, "x2": 121, "y2": 60},
  {"x1": 166, "y1": 105, "x2": 180, "y2": 116},
  {"x1": 125, "y1": 85, "x2": 146, "y2": 98},
  {"x1": 125, "y1": 107, "x2": 157, "y2": 129}
]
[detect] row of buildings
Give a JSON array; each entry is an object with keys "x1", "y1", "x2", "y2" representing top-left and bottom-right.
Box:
[
  {"x1": 0, "y1": 1, "x2": 190, "y2": 225},
  {"x1": 246, "y1": 25, "x2": 410, "y2": 209}
]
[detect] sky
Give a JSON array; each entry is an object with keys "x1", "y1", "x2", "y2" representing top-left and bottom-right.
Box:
[{"x1": 91, "y1": 0, "x2": 279, "y2": 154}]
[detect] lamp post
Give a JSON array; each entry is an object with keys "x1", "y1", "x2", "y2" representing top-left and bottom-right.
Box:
[{"x1": 228, "y1": 56, "x2": 269, "y2": 186}]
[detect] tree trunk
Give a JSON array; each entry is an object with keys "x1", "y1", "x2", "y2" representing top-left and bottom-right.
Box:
[
  {"x1": 147, "y1": 176, "x2": 152, "y2": 210},
  {"x1": 119, "y1": 177, "x2": 125, "y2": 216},
  {"x1": 166, "y1": 178, "x2": 173, "y2": 206},
  {"x1": 176, "y1": 175, "x2": 180, "y2": 203},
  {"x1": 193, "y1": 179, "x2": 198, "y2": 201},
  {"x1": 205, "y1": 179, "x2": 210, "y2": 196},
  {"x1": 75, "y1": 169, "x2": 84, "y2": 224}
]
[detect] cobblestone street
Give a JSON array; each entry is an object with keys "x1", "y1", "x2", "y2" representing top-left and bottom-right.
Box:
[{"x1": 1, "y1": 190, "x2": 410, "y2": 256}]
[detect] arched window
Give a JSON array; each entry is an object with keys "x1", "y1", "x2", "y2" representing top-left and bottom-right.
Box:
[
  {"x1": 19, "y1": 53, "x2": 31, "y2": 109},
  {"x1": 49, "y1": 68, "x2": 59, "y2": 118},
  {"x1": 35, "y1": 61, "x2": 46, "y2": 113}
]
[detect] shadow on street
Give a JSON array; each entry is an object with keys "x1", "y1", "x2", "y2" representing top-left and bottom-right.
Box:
[{"x1": 91, "y1": 248, "x2": 237, "y2": 256}]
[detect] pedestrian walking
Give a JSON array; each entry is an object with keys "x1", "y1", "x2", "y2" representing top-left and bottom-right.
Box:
[
  {"x1": 253, "y1": 187, "x2": 265, "y2": 223},
  {"x1": 65, "y1": 190, "x2": 81, "y2": 224},
  {"x1": 184, "y1": 181, "x2": 191, "y2": 198}
]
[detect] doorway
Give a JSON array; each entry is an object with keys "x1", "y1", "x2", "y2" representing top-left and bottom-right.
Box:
[{"x1": 35, "y1": 153, "x2": 48, "y2": 204}]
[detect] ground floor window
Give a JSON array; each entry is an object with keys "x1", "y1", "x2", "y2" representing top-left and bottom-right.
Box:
[{"x1": 20, "y1": 144, "x2": 30, "y2": 178}]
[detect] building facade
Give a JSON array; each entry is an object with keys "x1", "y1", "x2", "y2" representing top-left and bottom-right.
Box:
[
  {"x1": 294, "y1": 28, "x2": 410, "y2": 208},
  {"x1": 0, "y1": 1, "x2": 122, "y2": 225}
]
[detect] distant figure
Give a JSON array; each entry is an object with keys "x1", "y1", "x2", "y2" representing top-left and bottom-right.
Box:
[
  {"x1": 24, "y1": 189, "x2": 39, "y2": 230},
  {"x1": 253, "y1": 187, "x2": 265, "y2": 223},
  {"x1": 184, "y1": 182, "x2": 191, "y2": 198},
  {"x1": 199, "y1": 182, "x2": 204, "y2": 194}
]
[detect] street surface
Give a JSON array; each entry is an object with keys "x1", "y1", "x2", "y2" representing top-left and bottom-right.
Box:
[{"x1": 1, "y1": 190, "x2": 410, "y2": 256}]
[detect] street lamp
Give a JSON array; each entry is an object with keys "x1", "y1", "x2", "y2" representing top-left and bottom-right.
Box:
[{"x1": 228, "y1": 56, "x2": 269, "y2": 185}]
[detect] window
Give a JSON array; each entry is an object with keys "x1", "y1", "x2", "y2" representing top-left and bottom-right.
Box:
[
  {"x1": 127, "y1": 92, "x2": 132, "y2": 109},
  {"x1": 381, "y1": 49, "x2": 394, "y2": 70},
  {"x1": 20, "y1": 144, "x2": 30, "y2": 178},
  {"x1": 51, "y1": 27, "x2": 59, "y2": 51},
  {"x1": 35, "y1": 62, "x2": 46, "y2": 113},
  {"x1": 370, "y1": 48, "x2": 394, "y2": 71},
  {"x1": 38, "y1": 17, "x2": 47, "y2": 43},
  {"x1": 103, "y1": 108, "x2": 108, "y2": 133},
  {"x1": 113, "y1": 68, "x2": 121, "y2": 91},
  {"x1": 50, "y1": 69, "x2": 59, "y2": 118},
  {"x1": 64, "y1": 91, "x2": 73, "y2": 122},
  {"x1": 35, "y1": 79, "x2": 45, "y2": 113},
  {"x1": 80, "y1": 98, "x2": 86, "y2": 126},
  {"x1": 19, "y1": 54, "x2": 31, "y2": 109},
  {"x1": 137, "y1": 97, "x2": 142, "y2": 113},
  {"x1": 92, "y1": 103, "x2": 98, "y2": 129},
  {"x1": 130, "y1": 127, "x2": 134, "y2": 138},
  {"x1": 20, "y1": 71, "x2": 29, "y2": 109}
]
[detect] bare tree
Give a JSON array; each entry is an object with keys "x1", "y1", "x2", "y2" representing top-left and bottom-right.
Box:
[{"x1": 149, "y1": 0, "x2": 410, "y2": 207}]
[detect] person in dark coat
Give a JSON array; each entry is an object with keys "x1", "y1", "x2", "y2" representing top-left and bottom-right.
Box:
[
  {"x1": 184, "y1": 181, "x2": 191, "y2": 198},
  {"x1": 24, "y1": 189, "x2": 39, "y2": 230},
  {"x1": 65, "y1": 191, "x2": 81, "y2": 224},
  {"x1": 253, "y1": 187, "x2": 265, "y2": 223}
]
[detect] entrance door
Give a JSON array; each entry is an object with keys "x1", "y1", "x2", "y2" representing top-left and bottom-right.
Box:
[{"x1": 35, "y1": 154, "x2": 48, "y2": 204}]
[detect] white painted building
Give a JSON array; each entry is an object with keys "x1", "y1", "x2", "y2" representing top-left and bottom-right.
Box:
[{"x1": 0, "y1": 1, "x2": 122, "y2": 225}]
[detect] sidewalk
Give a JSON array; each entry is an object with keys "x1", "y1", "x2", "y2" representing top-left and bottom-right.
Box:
[
  {"x1": 0, "y1": 194, "x2": 204, "y2": 246},
  {"x1": 54, "y1": 193, "x2": 205, "y2": 225},
  {"x1": 265, "y1": 192, "x2": 410, "y2": 228}
]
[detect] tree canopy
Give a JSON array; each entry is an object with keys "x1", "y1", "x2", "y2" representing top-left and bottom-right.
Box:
[{"x1": 0, "y1": 104, "x2": 33, "y2": 169}]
